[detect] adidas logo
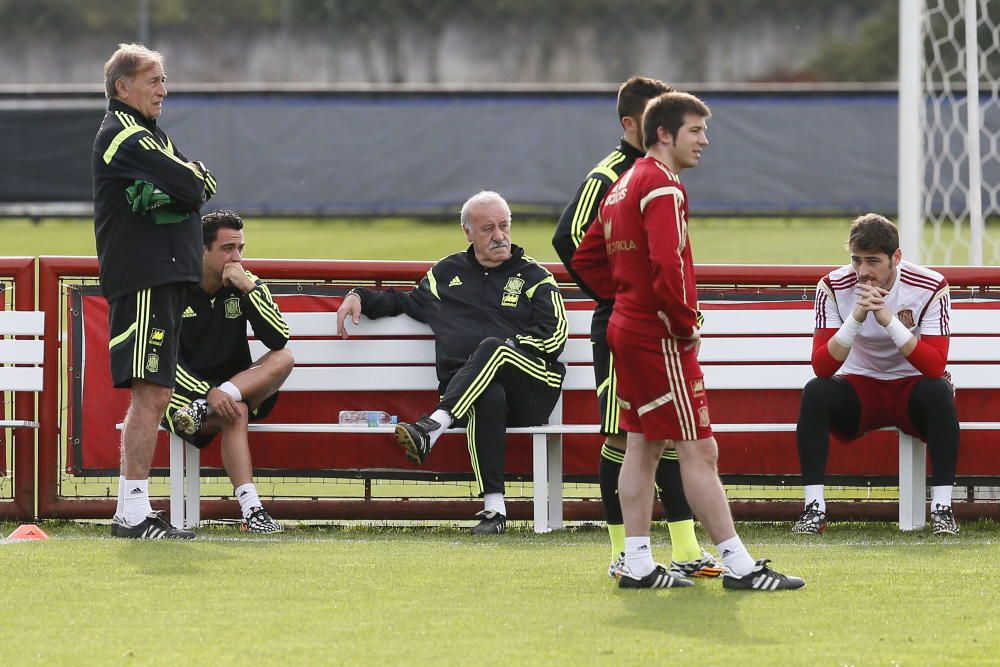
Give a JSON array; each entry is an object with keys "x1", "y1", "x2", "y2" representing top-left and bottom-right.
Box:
[
  {"x1": 129, "y1": 487, "x2": 144, "y2": 495},
  {"x1": 182, "y1": 306, "x2": 197, "y2": 318},
  {"x1": 449, "y1": 276, "x2": 462, "y2": 287}
]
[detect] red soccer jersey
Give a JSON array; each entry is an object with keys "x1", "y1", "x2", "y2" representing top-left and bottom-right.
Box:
[{"x1": 572, "y1": 156, "x2": 699, "y2": 340}]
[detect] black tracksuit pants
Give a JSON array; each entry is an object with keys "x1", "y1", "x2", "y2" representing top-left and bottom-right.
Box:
[{"x1": 438, "y1": 337, "x2": 564, "y2": 496}]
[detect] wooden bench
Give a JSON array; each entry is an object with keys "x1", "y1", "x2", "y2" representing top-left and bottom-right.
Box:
[
  {"x1": 167, "y1": 302, "x2": 1000, "y2": 532},
  {"x1": 0, "y1": 311, "x2": 45, "y2": 430}
]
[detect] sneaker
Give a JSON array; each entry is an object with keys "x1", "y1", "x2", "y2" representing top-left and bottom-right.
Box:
[
  {"x1": 607, "y1": 552, "x2": 626, "y2": 578},
  {"x1": 617, "y1": 563, "x2": 694, "y2": 589},
  {"x1": 470, "y1": 509, "x2": 506, "y2": 535},
  {"x1": 930, "y1": 503, "x2": 959, "y2": 535},
  {"x1": 240, "y1": 506, "x2": 283, "y2": 534},
  {"x1": 722, "y1": 559, "x2": 805, "y2": 591},
  {"x1": 791, "y1": 500, "x2": 827, "y2": 534},
  {"x1": 394, "y1": 416, "x2": 441, "y2": 465},
  {"x1": 110, "y1": 510, "x2": 195, "y2": 540},
  {"x1": 669, "y1": 549, "x2": 726, "y2": 578},
  {"x1": 172, "y1": 401, "x2": 208, "y2": 436}
]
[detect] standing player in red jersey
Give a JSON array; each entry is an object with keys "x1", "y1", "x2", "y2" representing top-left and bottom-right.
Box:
[{"x1": 573, "y1": 92, "x2": 805, "y2": 590}]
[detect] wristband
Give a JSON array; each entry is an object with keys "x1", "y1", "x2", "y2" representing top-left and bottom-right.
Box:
[
  {"x1": 832, "y1": 316, "x2": 863, "y2": 347},
  {"x1": 885, "y1": 316, "x2": 913, "y2": 348}
]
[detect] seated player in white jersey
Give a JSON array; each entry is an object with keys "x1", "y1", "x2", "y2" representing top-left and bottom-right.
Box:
[{"x1": 793, "y1": 213, "x2": 960, "y2": 535}]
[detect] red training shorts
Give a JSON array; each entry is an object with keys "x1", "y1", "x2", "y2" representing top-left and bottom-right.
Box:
[
  {"x1": 835, "y1": 373, "x2": 925, "y2": 441},
  {"x1": 606, "y1": 322, "x2": 713, "y2": 442}
]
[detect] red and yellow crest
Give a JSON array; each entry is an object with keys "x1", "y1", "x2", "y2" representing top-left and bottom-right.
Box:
[{"x1": 896, "y1": 309, "x2": 915, "y2": 328}]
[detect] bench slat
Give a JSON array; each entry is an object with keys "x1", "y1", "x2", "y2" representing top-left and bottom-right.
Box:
[
  {"x1": 0, "y1": 367, "x2": 43, "y2": 391},
  {"x1": 0, "y1": 311, "x2": 44, "y2": 336},
  {"x1": 0, "y1": 340, "x2": 44, "y2": 364},
  {"x1": 251, "y1": 338, "x2": 598, "y2": 365},
  {"x1": 277, "y1": 362, "x2": 997, "y2": 392},
  {"x1": 255, "y1": 334, "x2": 1000, "y2": 366}
]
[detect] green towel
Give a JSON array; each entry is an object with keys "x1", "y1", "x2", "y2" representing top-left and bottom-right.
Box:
[{"x1": 124, "y1": 180, "x2": 187, "y2": 225}]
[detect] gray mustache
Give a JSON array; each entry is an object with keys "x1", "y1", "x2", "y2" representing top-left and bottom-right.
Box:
[{"x1": 489, "y1": 241, "x2": 510, "y2": 250}]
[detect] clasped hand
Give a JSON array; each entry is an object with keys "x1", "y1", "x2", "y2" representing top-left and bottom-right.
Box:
[{"x1": 852, "y1": 281, "x2": 891, "y2": 326}]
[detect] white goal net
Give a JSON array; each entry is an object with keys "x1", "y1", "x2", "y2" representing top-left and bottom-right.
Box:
[{"x1": 899, "y1": 0, "x2": 1000, "y2": 265}]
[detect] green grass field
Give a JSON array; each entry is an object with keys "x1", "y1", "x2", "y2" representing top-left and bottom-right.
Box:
[
  {"x1": 4, "y1": 216, "x2": 999, "y2": 665},
  {"x1": 5, "y1": 216, "x2": 992, "y2": 265},
  {"x1": 2, "y1": 522, "x2": 998, "y2": 666}
]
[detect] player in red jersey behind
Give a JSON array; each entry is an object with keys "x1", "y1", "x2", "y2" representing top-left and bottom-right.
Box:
[{"x1": 573, "y1": 91, "x2": 805, "y2": 591}]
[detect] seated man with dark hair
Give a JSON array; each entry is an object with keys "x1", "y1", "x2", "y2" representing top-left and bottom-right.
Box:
[
  {"x1": 794, "y1": 213, "x2": 959, "y2": 535},
  {"x1": 167, "y1": 210, "x2": 294, "y2": 533}
]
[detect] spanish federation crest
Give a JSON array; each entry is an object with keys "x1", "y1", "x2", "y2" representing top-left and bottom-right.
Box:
[
  {"x1": 897, "y1": 309, "x2": 915, "y2": 328},
  {"x1": 145, "y1": 353, "x2": 160, "y2": 374},
  {"x1": 502, "y1": 276, "x2": 524, "y2": 308},
  {"x1": 224, "y1": 297, "x2": 242, "y2": 319}
]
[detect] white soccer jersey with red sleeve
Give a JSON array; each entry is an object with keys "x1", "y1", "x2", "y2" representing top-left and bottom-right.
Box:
[{"x1": 813, "y1": 260, "x2": 950, "y2": 379}]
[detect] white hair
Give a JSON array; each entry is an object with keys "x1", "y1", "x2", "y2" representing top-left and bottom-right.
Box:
[{"x1": 460, "y1": 190, "x2": 511, "y2": 229}]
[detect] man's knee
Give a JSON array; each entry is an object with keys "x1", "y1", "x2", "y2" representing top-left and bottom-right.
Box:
[
  {"x1": 676, "y1": 437, "x2": 719, "y2": 472},
  {"x1": 269, "y1": 347, "x2": 295, "y2": 380},
  {"x1": 224, "y1": 402, "x2": 250, "y2": 429},
  {"x1": 474, "y1": 337, "x2": 507, "y2": 357},
  {"x1": 800, "y1": 376, "x2": 840, "y2": 408},
  {"x1": 912, "y1": 377, "x2": 958, "y2": 419},
  {"x1": 131, "y1": 381, "x2": 173, "y2": 414}
]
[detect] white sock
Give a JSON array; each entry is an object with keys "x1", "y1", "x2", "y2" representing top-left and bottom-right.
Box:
[
  {"x1": 931, "y1": 485, "x2": 953, "y2": 509},
  {"x1": 717, "y1": 535, "x2": 756, "y2": 577},
  {"x1": 428, "y1": 409, "x2": 453, "y2": 447},
  {"x1": 804, "y1": 485, "x2": 826, "y2": 512},
  {"x1": 122, "y1": 478, "x2": 153, "y2": 526},
  {"x1": 218, "y1": 381, "x2": 242, "y2": 402},
  {"x1": 625, "y1": 536, "x2": 655, "y2": 577},
  {"x1": 234, "y1": 482, "x2": 261, "y2": 518},
  {"x1": 113, "y1": 475, "x2": 126, "y2": 521},
  {"x1": 483, "y1": 492, "x2": 506, "y2": 516}
]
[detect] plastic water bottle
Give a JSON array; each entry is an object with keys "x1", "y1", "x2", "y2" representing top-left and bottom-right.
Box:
[{"x1": 338, "y1": 410, "x2": 397, "y2": 427}]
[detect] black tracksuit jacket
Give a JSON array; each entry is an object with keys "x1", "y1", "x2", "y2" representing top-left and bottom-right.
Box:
[
  {"x1": 351, "y1": 245, "x2": 568, "y2": 392},
  {"x1": 92, "y1": 99, "x2": 212, "y2": 301}
]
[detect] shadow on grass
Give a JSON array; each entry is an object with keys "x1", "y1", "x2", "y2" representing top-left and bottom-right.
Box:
[{"x1": 608, "y1": 582, "x2": 758, "y2": 645}]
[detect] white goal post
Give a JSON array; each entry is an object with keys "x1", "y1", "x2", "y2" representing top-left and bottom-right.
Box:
[{"x1": 898, "y1": 0, "x2": 999, "y2": 265}]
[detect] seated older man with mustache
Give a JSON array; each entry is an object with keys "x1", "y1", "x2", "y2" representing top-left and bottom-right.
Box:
[{"x1": 336, "y1": 191, "x2": 568, "y2": 535}]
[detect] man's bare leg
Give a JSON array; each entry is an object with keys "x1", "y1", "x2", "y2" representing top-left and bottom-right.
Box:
[
  {"x1": 119, "y1": 380, "x2": 172, "y2": 526},
  {"x1": 618, "y1": 432, "x2": 666, "y2": 577},
  {"x1": 227, "y1": 349, "x2": 294, "y2": 407},
  {"x1": 673, "y1": 436, "x2": 737, "y2": 544}
]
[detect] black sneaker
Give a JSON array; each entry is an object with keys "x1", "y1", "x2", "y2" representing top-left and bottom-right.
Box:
[
  {"x1": 240, "y1": 506, "x2": 283, "y2": 534},
  {"x1": 470, "y1": 509, "x2": 506, "y2": 535},
  {"x1": 791, "y1": 500, "x2": 827, "y2": 535},
  {"x1": 618, "y1": 563, "x2": 694, "y2": 589},
  {"x1": 172, "y1": 401, "x2": 208, "y2": 436},
  {"x1": 930, "y1": 503, "x2": 959, "y2": 535},
  {"x1": 722, "y1": 559, "x2": 805, "y2": 591},
  {"x1": 394, "y1": 416, "x2": 441, "y2": 465},
  {"x1": 110, "y1": 510, "x2": 195, "y2": 540}
]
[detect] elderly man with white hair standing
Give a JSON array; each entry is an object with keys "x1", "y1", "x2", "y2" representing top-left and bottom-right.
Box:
[{"x1": 337, "y1": 191, "x2": 568, "y2": 534}]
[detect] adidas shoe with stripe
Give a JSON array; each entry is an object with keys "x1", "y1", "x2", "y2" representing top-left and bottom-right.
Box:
[
  {"x1": 111, "y1": 510, "x2": 195, "y2": 540},
  {"x1": 722, "y1": 559, "x2": 805, "y2": 591},
  {"x1": 607, "y1": 552, "x2": 626, "y2": 578},
  {"x1": 617, "y1": 564, "x2": 694, "y2": 589}
]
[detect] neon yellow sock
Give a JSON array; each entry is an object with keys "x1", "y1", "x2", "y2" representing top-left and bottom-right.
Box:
[
  {"x1": 607, "y1": 523, "x2": 626, "y2": 562},
  {"x1": 666, "y1": 519, "x2": 702, "y2": 562}
]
